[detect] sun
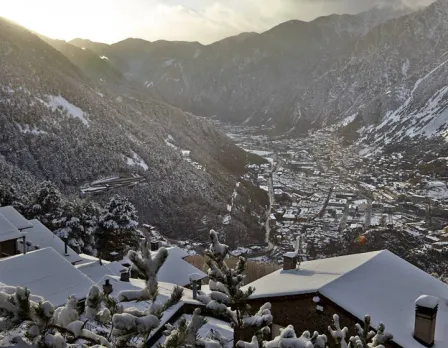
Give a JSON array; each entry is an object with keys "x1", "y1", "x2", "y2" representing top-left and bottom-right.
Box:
[{"x1": 0, "y1": 0, "x2": 123, "y2": 43}]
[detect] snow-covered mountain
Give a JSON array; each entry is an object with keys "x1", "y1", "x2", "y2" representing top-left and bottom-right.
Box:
[
  {"x1": 70, "y1": 1, "x2": 448, "y2": 143},
  {"x1": 0, "y1": 18, "x2": 267, "y2": 246}
]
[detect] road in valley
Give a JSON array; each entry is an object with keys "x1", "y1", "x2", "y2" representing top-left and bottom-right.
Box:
[{"x1": 265, "y1": 156, "x2": 282, "y2": 250}]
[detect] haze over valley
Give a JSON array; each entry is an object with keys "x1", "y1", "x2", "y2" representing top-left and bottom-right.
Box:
[{"x1": 1, "y1": 2, "x2": 448, "y2": 347}]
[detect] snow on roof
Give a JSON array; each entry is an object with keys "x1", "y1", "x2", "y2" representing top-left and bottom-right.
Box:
[
  {"x1": 318, "y1": 251, "x2": 448, "y2": 348},
  {"x1": 162, "y1": 246, "x2": 190, "y2": 259},
  {"x1": 154, "y1": 247, "x2": 206, "y2": 287},
  {"x1": 246, "y1": 250, "x2": 448, "y2": 348},
  {"x1": 245, "y1": 251, "x2": 381, "y2": 299},
  {"x1": 0, "y1": 212, "x2": 23, "y2": 242},
  {"x1": 0, "y1": 206, "x2": 33, "y2": 230},
  {"x1": 0, "y1": 248, "x2": 94, "y2": 307},
  {"x1": 78, "y1": 253, "x2": 112, "y2": 265},
  {"x1": 23, "y1": 219, "x2": 82, "y2": 264},
  {"x1": 76, "y1": 260, "x2": 126, "y2": 283},
  {"x1": 415, "y1": 295, "x2": 439, "y2": 309}
]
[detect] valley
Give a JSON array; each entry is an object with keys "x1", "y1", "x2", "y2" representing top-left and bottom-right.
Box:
[
  {"x1": 1, "y1": 0, "x2": 448, "y2": 274},
  {"x1": 202, "y1": 121, "x2": 448, "y2": 275}
]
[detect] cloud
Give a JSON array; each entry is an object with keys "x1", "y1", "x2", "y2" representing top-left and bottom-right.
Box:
[
  {"x1": 0, "y1": 0, "x2": 436, "y2": 44},
  {"x1": 134, "y1": 0, "x2": 435, "y2": 43}
]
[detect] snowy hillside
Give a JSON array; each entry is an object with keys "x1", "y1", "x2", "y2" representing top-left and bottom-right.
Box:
[
  {"x1": 69, "y1": 0, "x2": 448, "y2": 142},
  {"x1": 0, "y1": 18, "x2": 267, "y2": 245}
]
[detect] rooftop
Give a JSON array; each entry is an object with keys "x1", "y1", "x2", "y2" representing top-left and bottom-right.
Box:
[
  {"x1": 244, "y1": 250, "x2": 448, "y2": 348},
  {"x1": 22, "y1": 219, "x2": 82, "y2": 264},
  {"x1": 0, "y1": 212, "x2": 23, "y2": 242},
  {"x1": 0, "y1": 248, "x2": 94, "y2": 307},
  {"x1": 0, "y1": 206, "x2": 33, "y2": 231}
]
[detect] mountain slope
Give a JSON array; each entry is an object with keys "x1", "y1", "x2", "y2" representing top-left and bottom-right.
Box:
[
  {"x1": 69, "y1": 2, "x2": 448, "y2": 143},
  {"x1": 69, "y1": 4, "x2": 414, "y2": 131},
  {"x1": 0, "y1": 18, "x2": 267, "y2": 246}
]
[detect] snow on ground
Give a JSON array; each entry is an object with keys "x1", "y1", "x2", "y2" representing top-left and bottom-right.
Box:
[
  {"x1": 165, "y1": 135, "x2": 179, "y2": 149},
  {"x1": 420, "y1": 181, "x2": 448, "y2": 201},
  {"x1": 38, "y1": 95, "x2": 90, "y2": 127},
  {"x1": 125, "y1": 151, "x2": 149, "y2": 171},
  {"x1": 402, "y1": 59, "x2": 410, "y2": 77},
  {"x1": 244, "y1": 149, "x2": 274, "y2": 157},
  {"x1": 336, "y1": 113, "x2": 357, "y2": 128},
  {"x1": 223, "y1": 182, "x2": 240, "y2": 225},
  {"x1": 15, "y1": 123, "x2": 47, "y2": 135}
]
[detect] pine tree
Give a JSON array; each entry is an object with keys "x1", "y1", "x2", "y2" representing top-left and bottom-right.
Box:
[
  {"x1": 23, "y1": 181, "x2": 63, "y2": 229},
  {"x1": 197, "y1": 230, "x2": 273, "y2": 343},
  {"x1": 237, "y1": 313, "x2": 393, "y2": 348},
  {"x1": 54, "y1": 198, "x2": 101, "y2": 255},
  {"x1": 0, "y1": 285, "x2": 110, "y2": 347},
  {"x1": 112, "y1": 240, "x2": 184, "y2": 347},
  {"x1": 0, "y1": 183, "x2": 23, "y2": 209},
  {"x1": 96, "y1": 194, "x2": 139, "y2": 257},
  {"x1": 161, "y1": 308, "x2": 227, "y2": 348}
]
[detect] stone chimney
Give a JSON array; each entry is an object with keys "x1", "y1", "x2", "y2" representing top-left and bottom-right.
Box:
[
  {"x1": 414, "y1": 295, "x2": 439, "y2": 347},
  {"x1": 283, "y1": 252, "x2": 298, "y2": 270}
]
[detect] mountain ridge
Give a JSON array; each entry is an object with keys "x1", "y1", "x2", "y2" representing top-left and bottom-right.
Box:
[{"x1": 0, "y1": 17, "x2": 268, "y2": 246}]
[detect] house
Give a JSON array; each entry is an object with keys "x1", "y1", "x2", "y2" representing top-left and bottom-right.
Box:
[
  {"x1": 0, "y1": 248, "x2": 94, "y2": 307},
  {"x1": 19, "y1": 219, "x2": 82, "y2": 265},
  {"x1": 0, "y1": 212, "x2": 23, "y2": 258},
  {"x1": 76, "y1": 259, "x2": 127, "y2": 282},
  {"x1": 0, "y1": 206, "x2": 33, "y2": 231},
  {"x1": 353, "y1": 199, "x2": 369, "y2": 212},
  {"x1": 243, "y1": 250, "x2": 448, "y2": 348},
  {"x1": 122, "y1": 246, "x2": 206, "y2": 288}
]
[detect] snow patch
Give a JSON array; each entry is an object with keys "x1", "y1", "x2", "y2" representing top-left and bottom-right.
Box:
[
  {"x1": 401, "y1": 59, "x2": 410, "y2": 77},
  {"x1": 16, "y1": 123, "x2": 47, "y2": 135},
  {"x1": 40, "y1": 95, "x2": 90, "y2": 127},
  {"x1": 125, "y1": 151, "x2": 149, "y2": 171}
]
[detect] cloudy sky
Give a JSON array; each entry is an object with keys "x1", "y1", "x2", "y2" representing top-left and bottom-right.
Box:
[{"x1": 1, "y1": 0, "x2": 434, "y2": 44}]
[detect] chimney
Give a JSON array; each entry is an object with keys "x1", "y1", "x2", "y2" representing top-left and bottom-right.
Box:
[
  {"x1": 414, "y1": 295, "x2": 439, "y2": 347},
  {"x1": 283, "y1": 252, "x2": 298, "y2": 270},
  {"x1": 22, "y1": 236, "x2": 27, "y2": 255},
  {"x1": 189, "y1": 273, "x2": 202, "y2": 300},
  {"x1": 103, "y1": 279, "x2": 113, "y2": 296},
  {"x1": 120, "y1": 270, "x2": 130, "y2": 282},
  {"x1": 150, "y1": 240, "x2": 160, "y2": 251},
  {"x1": 64, "y1": 237, "x2": 69, "y2": 256}
]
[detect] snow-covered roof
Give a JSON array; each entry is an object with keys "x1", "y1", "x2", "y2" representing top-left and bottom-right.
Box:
[
  {"x1": 23, "y1": 219, "x2": 82, "y2": 264},
  {"x1": 0, "y1": 212, "x2": 23, "y2": 242},
  {"x1": 78, "y1": 253, "x2": 112, "y2": 265},
  {"x1": 154, "y1": 247, "x2": 206, "y2": 287},
  {"x1": 245, "y1": 251, "x2": 381, "y2": 299},
  {"x1": 0, "y1": 206, "x2": 33, "y2": 230},
  {"x1": 245, "y1": 250, "x2": 448, "y2": 348},
  {"x1": 0, "y1": 248, "x2": 94, "y2": 307},
  {"x1": 76, "y1": 260, "x2": 126, "y2": 282},
  {"x1": 162, "y1": 246, "x2": 190, "y2": 259}
]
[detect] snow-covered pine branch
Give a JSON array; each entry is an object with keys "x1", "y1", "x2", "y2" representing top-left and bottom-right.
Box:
[
  {"x1": 199, "y1": 230, "x2": 272, "y2": 337},
  {"x1": 0, "y1": 286, "x2": 111, "y2": 347},
  {"x1": 161, "y1": 308, "x2": 226, "y2": 348},
  {"x1": 85, "y1": 285, "x2": 111, "y2": 324},
  {"x1": 118, "y1": 240, "x2": 168, "y2": 302}
]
